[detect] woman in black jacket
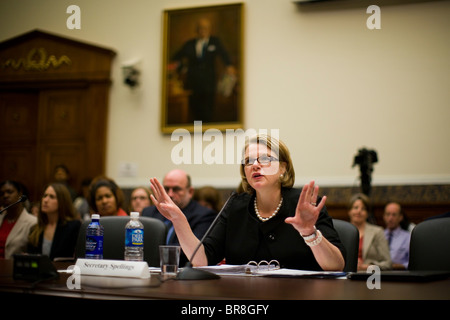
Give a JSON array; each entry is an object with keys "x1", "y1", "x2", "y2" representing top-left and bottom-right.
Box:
[
  {"x1": 150, "y1": 134, "x2": 345, "y2": 271},
  {"x1": 28, "y1": 183, "x2": 81, "y2": 260}
]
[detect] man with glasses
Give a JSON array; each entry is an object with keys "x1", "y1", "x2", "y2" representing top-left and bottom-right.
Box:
[{"x1": 142, "y1": 169, "x2": 216, "y2": 266}]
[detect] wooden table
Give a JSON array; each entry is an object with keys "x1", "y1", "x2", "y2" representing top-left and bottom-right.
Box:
[{"x1": 1, "y1": 259, "x2": 449, "y2": 311}]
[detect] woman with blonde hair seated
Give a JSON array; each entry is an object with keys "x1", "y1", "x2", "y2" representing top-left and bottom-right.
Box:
[
  {"x1": 129, "y1": 186, "x2": 152, "y2": 215},
  {"x1": 148, "y1": 134, "x2": 346, "y2": 271}
]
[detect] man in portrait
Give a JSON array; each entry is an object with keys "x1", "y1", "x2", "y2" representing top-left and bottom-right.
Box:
[{"x1": 169, "y1": 18, "x2": 236, "y2": 123}]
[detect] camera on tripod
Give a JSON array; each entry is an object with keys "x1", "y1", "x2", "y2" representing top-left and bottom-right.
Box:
[{"x1": 352, "y1": 148, "x2": 378, "y2": 196}]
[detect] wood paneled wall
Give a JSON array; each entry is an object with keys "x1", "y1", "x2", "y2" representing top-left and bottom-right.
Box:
[
  {"x1": 0, "y1": 30, "x2": 115, "y2": 201},
  {"x1": 122, "y1": 184, "x2": 450, "y2": 226}
]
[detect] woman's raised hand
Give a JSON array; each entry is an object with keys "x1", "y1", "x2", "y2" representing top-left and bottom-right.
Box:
[
  {"x1": 285, "y1": 180, "x2": 326, "y2": 235},
  {"x1": 149, "y1": 177, "x2": 183, "y2": 221}
]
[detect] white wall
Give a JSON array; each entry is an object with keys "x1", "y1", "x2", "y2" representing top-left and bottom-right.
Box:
[{"x1": 1, "y1": 0, "x2": 449, "y2": 188}]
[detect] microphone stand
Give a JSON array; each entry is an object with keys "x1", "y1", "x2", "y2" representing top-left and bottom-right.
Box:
[
  {"x1": 176, "y1": 192, "x2": 237, "y2": 280},
  {"x1": 0, "y1": 195, "x2": 27, "y2": 215}
]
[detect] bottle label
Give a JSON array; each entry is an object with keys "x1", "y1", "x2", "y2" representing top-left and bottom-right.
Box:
[
  {"x1": 126, "y1": 229, "x2": 143, "y2": 247},
  {"x1": 86, "y1": 236, "x2": 103, "y2": 255}
]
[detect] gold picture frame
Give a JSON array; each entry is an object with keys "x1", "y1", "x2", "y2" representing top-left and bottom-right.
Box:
[{"x1": 161, "y1": 3, "x2": 244, "y2": 133}]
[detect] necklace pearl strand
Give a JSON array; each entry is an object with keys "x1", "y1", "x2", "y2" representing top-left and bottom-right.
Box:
[{"x1": 254, "y1": 197, "x2": 283, "y2": 222}]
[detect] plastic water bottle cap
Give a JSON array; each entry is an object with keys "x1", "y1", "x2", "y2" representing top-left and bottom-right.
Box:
[
  {"x1": 91, "y1": 214, "x2": 100, "y2": 220},
  {"x1": 130, "y1": 212, "x2": 139, "y2": 218}
]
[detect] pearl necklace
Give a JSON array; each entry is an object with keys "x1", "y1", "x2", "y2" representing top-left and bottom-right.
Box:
[{"x1": 254, "y1": 197, "x2": 283, "y2": 222}]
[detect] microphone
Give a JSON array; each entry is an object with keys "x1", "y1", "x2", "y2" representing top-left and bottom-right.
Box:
[
  {"x1": 176, "y1": 191, "x2": 237, "y2": 280},
  {"x1": 0, "y1": 195, "x2": 28, "y2": 214}
]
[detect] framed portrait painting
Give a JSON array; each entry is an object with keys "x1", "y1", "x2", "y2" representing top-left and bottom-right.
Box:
[{"x1": 161, "y1": 3, "x2": 244, "y2": 133}]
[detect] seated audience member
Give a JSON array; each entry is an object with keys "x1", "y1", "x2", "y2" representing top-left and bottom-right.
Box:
[
  {"x1": 142, "y1": 169, "x2": 216, "y2": 266},
  {"x1": 30, "y1": 202, "x2": 40, "y2": 217},
  {"x1": 348, "y1": 193, "x2": 392, "y2": 271},
  {"x1": 193, "y1": 186, "x2": 223, "y2": 213},
  {"x1": 74, "y1": 178, "x2": 92, "y2": 221},
  {"x1": 0, "y1": 180, "x2": 37, "y2": 259},
  {"x1": 383, "y1": 202, "x2": 411, "y2": 269},
  {"x1": 89, "y1": 176, "x2": 128, "y2": 217},
  {"x1": 148, "y1": 135, "x2": 345, "y2": 271},
  {"x1": 129, "y1": 186, "x2": 152, "y2": 215},
  {"x1": 28, "y1": 183, "x2": 81, "y2": 260},
  {"x1": 53, "y1": 164, "x2": 78, "y2": 202}
]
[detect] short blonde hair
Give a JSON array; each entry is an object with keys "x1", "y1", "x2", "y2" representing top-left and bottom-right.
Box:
[{"x1": 239, "y1": 134, "x2": 295, "y2": 194}]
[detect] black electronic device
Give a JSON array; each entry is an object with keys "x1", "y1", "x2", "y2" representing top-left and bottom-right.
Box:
[
  {"x1": 347, "y1": 270, "x2": 450, "y2": 282},
  {"x1": 13, "y1": 254, "x2": 59, "y2": 282}
]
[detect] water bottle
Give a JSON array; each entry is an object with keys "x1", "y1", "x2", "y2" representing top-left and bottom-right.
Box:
[
  {"x1": 85, "y1": 214, "x2": 104, "y2": 259},
  {"x1": 125, "y1": 212, "x2": 144, "y2": 261}
]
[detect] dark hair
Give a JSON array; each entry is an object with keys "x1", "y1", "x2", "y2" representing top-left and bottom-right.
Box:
[
  {"x1": 0, "y1": 180, "x2": 29, "y2": 210},
  {"x1": 88, "y1": 176, "x2": 124, "y2": 212},
  {"x1": 54, "y1": 164, "x2": 70, "y2": 174},
  {"x1": 0, "y1": 180, "x2": 28, "y2": 197}
]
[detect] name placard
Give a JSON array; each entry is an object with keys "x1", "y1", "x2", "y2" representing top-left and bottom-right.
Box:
[{"x1": 75, "y1": 259, "x2": 150, "y2": 279}]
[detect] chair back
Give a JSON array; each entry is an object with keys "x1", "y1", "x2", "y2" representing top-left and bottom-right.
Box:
[
  {"x1": 409, "y1": 217, "x2": 450, "y2": 271},
  {"x1": 332, "y1": 219, "x2": 359, "y2": 272},
  {"x1": 76, "y1": 216, "x2": 167, "y2": 267}
]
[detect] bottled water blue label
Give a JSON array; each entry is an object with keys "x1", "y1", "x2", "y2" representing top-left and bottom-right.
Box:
[
  {"x1": 86, "y1": 235, "x2": 103, "y2": 254},
  {"x1": 126, "y1": 229, "x2": 143, "y2": 247}
]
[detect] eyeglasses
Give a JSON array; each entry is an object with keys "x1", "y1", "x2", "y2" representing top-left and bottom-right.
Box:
[
  {"x1": 243, "y1": 155, "x2": 279, "y2": 166},
  {"x1": 164, "y1": 186, "x2": 186, "y2": 193}
]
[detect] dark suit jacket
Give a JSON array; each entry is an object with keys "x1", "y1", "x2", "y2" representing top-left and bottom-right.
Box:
[
  {"x1": 203, "y1": 188, "x2": 346, "y2": 270},
  {"x1": 172, "y1": 36, "x2": 232, "y2": 93},
  {"x1": 142, "y1": 200, "x2": 216, "y2": 266},
  {"x1": 27, "y1": 219, "x2": 81, "y2": 260}
]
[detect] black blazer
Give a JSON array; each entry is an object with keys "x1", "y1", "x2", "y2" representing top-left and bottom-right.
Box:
[
  {"x1": 203, "y1": 188, "x2": 346, "y2": 270},
  {"x1": 28, "y1": 219, "x2": 81, "y2": 260},
  {"x1": 172, "y1": 36, "x2": 232, "y2": 93}
]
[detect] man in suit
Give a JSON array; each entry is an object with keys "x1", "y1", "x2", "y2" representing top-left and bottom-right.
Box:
[
  {"x1": 383, "y1": 202, "x2": 411, "y2": 269},
  {"x1": 142, "y1": 169, "x2": 216, "y2": 266},
  {"x1": 170, "y1": 18, "x2": 236, "y2": 123}
]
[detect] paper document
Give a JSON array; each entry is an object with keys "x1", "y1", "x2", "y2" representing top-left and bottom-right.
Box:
[
  {"x1": 254, "y1": 268, "x2": 347, "y2": 278},
  {"x1": 194, "y1": 264, "x2": 346, "y2": 278},
  {"x1": 195, "y1": 264, "x2": 252, "y2": 276}
]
